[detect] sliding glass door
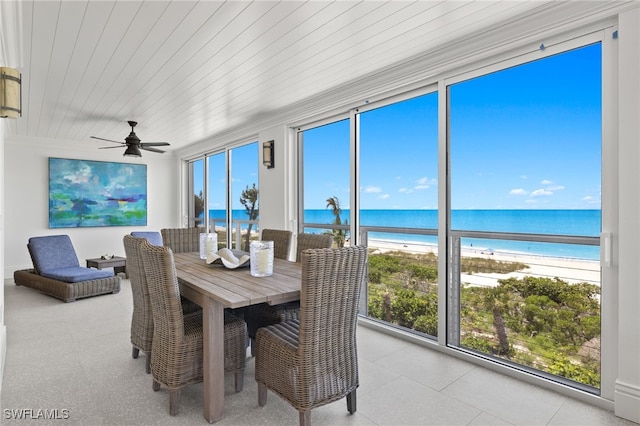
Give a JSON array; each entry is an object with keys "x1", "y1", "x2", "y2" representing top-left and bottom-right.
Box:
[
  {"x1": 358, "y1": 93, "x2": 439, "y2": 337},
  {"x1": 297, "y1": 38, "x2": 604, "y2": 392},
  {"x1": 447, "y1": 43, "x2": 602, "y2": 389}
]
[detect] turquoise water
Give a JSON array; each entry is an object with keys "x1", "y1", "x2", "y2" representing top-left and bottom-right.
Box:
[{"x1": 209, "y1": 209, "x2": 602, "y2": 260}]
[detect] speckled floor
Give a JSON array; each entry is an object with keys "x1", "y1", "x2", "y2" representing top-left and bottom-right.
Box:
[{"x1": 1, "y1": 277, "x2": 635, "y2": 426}]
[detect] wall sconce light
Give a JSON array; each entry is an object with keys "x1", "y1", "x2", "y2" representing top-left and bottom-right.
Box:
[
  {"x1": 263, "y1": 140, "x2": 274, "y2": 169},
  {"x1": 0, "y1": 67, "x2": 22, "y2": 118}
]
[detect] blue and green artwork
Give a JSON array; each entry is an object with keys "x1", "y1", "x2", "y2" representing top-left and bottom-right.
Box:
[{"x1": 49, "y1": 157, "x2": 147, "y2": 228}]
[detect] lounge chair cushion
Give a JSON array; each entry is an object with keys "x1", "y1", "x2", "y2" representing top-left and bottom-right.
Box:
[
  {"x1": 40, "y1": 266, "x2": 114, "y2": 283},
  {"x1": 28, "y1": 235, "x2": 80, "y2": 272},
  {"x1": 28, "y1": 234, "x2": 114, "y2": 283}
]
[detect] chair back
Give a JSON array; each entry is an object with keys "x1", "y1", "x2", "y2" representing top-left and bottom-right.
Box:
[
  {"x1": 140, "y1": 240, "x2": 185, "y2": 339},
  {"x1": 140, "y1": 239, "x2": 208, "y2": 394},
  {"x1": 160, "y1": 228, "x2": 201, "y2": 253},
  {"x1": 295, "y1": 233, "x2": 333, "y2": 262},
  {"x1": 261, "y1": 229, "x2": 292, "y2": 260},
  {"x1": 131, "y1": 231, "x2": 163, "y2": 246},
  {"x1": 123, "y1": 234, "x2": 153, "y2": 352},
  {"x1": 28, "y1": 235, "x2": 79, "y2": 273},
  {"x1": 298, "y1": 246, "x2": 367, "y2": 389}
]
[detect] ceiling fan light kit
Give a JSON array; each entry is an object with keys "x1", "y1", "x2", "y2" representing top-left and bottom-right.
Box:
[
  {"x1": 90, "y1": 121, "x2": 170, "y2": 157},
  {"x1": 123, "y1": 144, "x2": 142, "y2": 157}
]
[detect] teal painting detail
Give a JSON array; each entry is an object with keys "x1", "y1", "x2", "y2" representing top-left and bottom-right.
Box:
[{"x1": 49, "y1": 157, "x2": 147, "y2": 228}]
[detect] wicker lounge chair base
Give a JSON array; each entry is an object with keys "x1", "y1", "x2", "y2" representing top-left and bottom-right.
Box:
[{"x1": 14, "y1": 269, "x2": 121, "y2": 303}]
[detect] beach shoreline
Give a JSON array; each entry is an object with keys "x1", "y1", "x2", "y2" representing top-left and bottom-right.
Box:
[
  {"x1": 367, "y1": 238, "x2": 600, "y2": 287},
  {"x1": 225, "y1": 229, "x2": 600, "y2": 287}
]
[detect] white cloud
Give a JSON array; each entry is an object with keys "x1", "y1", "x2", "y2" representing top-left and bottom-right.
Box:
[
  {"x1": 413, "y1": 176, "x2": 436, "y2": 191},
  {"x1": 364, "y1": 186, "x2": 382, "y2": 193},
  {"x1": 416, "y1": 176, "x2": 437, "y2": 186},
  {"x1": 520, "y1": 175, "x2": 528, "y2": 180},
  {"x1": 378, "y1": 194, "x2": 390, "y2": 200},
  {"x1": 530, "y1": 189, "x2": 553, "y2": 197},
  {"x1": 541, "y1": 179, "x2": 553, "y2": 185},
  {"x1": 583, "y1": 195, "x2": 601, "y2": 205},
  {"x1": 509, "y1": 188, "x2": 528, "y2": 195},
  {"x1": 399, "y1": 187, "x2": 412, "y2": 194},
  {"x1": 547, "y1": 185, "x2": 565, "y2": 191}
]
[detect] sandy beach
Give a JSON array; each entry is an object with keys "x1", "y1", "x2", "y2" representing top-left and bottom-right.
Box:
[{"x1": 367, "y1": 239, "x2": 600, "y2": 288}]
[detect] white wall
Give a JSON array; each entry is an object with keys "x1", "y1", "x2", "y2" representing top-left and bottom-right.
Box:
[
  {"x1": 258, "y1": 125, "x2": 291, "y2": 232},
  {"x1": 0, "y1": 123, "x2": 6, "y2": 391},
  {"x1": 3, "y1": 136, "x2": 180, "y2": 276},
  {"x1": 615, "y1": 7, "x2": 640, "y2": 423}
]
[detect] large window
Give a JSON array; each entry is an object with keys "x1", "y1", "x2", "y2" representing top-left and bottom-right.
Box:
[
  {"x1": 448, "y1": 43, "x2": 602, "y2": 390},
  {"x1": 189, "y1": 141, "x2": 259, "y2": 250},
  {"x1": 297, "y1": 40, "x2": 603, "y2": 392},
  {"x1": 189, "y1": 159, "x2": 205, "y2": 228},
  {"x1": 359, "y1": 93, "x2": 439, "y2": 337},
  {"x1": 207, "y1": 152, "x2": 227, "y2": 246},
  {"x1": 299, "y1": 118, "x2": 350, "y2": 239},
  {"x1": 230, "y1": 143, "x2": 259, "y2": 251}
]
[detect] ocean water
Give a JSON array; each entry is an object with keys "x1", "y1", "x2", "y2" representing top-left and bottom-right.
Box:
[{"x1": 208, "y1": 209, "x2": 602, "y2": 260}]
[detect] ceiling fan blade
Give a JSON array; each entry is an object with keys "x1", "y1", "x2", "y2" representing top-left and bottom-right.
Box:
[
  {"x1": 140, "y1": 142, "x2": 170, "y2": 147},
  {"x1": 140, "y1": 146, "x2": 166, "y2": 153},
  {"x1": 91, "y1": 136, "x2": 124, "y2": 144},
  {"x1": 91, "y1": 121, "x2": 168, "y2": 155}
]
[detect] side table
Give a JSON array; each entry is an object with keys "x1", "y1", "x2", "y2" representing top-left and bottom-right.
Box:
[{"x1": 86, "y1": 256, "x2": 127, "y2": 277}]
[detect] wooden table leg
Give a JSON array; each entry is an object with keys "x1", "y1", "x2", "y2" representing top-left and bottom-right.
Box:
[{"x1": 203, "y1": 296, "x2": 225, "y2": 423}]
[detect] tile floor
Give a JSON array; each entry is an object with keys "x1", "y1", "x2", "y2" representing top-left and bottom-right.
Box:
[{"x1": 1, "y1": 277, "x2": 636, "y2": 426}]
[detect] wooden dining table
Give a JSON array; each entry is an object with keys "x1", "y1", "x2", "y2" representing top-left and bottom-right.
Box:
[{"x1": 172, "y1": 251, "x2": 301, "y2": 423}]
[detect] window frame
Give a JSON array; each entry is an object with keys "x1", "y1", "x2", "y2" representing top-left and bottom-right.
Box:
[{"x1": 291, "y1": 27, "x2": 615, "y2": 399}]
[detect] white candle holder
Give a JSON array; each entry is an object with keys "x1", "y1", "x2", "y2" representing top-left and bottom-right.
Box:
[
  {"x1": 199, "y1": 233, "x2": 218, "y2": 259},
  {"x1": 250, "y1": 240, "x2": 274, "y2": 277}
]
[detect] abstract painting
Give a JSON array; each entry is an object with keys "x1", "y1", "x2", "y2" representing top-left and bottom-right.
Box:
[{"x1": 49, "y1": 157, "x2": 147, "y2": 228}]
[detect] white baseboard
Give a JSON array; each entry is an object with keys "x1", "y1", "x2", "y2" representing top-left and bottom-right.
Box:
[{"x1": 614, "y1": 380, "x2": 640, "y2": 423}]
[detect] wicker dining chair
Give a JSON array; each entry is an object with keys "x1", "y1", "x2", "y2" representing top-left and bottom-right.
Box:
[
  {"x1": 130, "y1": 231, "x2": 163, "y2": 246},
  {"x1": 261, "y1": 229, "x2": 293, "y2": 260},
  {"x1": 139, "y1": 239, "x2": 247, "y2": 416},
  {"x1": 245, "y1": 232, "x2": 332, "y2": 355},
  {"x1": 123, "y1": 234, "x2": 202, "y2": 374},
  {"x1": 243, "y1": 229, "x2": 292, "y2": 350},
  {"x1": 160, "y1": 228, "x2": 201, "y2": 253},
  {"x1": 295, "y1": 232, "x2": 334, "y2": 261},
  {"x1": 123, "y1": 235, "x2": 154, "y2": 374},
  {"x1": 255, "y1": 245, "x2": 367, "y2": 426}
]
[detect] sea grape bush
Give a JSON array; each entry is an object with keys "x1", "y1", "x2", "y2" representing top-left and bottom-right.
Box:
[{"x1": 366, "y1": 250, "x2": 601, "y2": 388}]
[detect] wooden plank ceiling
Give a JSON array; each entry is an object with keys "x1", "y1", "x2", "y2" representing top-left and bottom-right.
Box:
[{"x1": 2, "y1": 1, "x2": 628, "y2": 155}]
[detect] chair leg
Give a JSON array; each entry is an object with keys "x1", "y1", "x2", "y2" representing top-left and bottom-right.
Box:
[
  {"x1": 235, "y1": 370, "x2": 244, "y2": 393},
  {"x1": 347, "y1": 390, "x2": 357, "y2": 414},
  {"x1": 152, "y1": 380, "x2": 160, "y2": 391},
  {"x1": 299, "y1": 410, "x2": 311, "y2": 426},
  {"x1": 145, "y1": 353, "x2": 151, "y2": 374},
  {"x1": 169, "y1": 389, "x2": 181, "y2": 416},
  {"x1": 132, "y1": 347, "x2": 139, "y2": 359},
  {"x1": 258, "y1": 382, "x2": 267, "y2": 406},
  {"x1": 250, "y1": 338, "x2": 256, "y2": 357}
]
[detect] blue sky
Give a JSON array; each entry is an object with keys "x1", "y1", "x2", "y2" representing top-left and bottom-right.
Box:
[
  {"x1": 303, "y1": 42, "x2": 602, "y2": 210},
  {"x1": 196, "y1": 43, "x2": 602, "y2": 213},
  {"x1": 193, "y1": 142, "x2": 259, "y2": 211}
]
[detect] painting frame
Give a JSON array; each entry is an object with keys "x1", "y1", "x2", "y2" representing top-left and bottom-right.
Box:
[{"x1": 48, "y1": 157, "x2": 147, "y2": 228}]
